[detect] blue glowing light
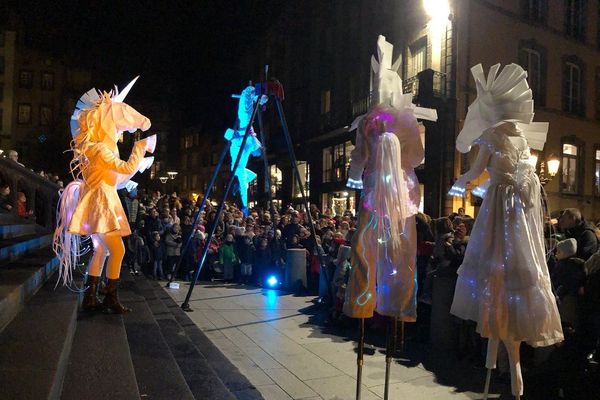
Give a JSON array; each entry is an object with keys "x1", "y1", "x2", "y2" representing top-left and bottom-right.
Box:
[{"x1": 267, "y1": 276, "x2": 278, "y2": 287}]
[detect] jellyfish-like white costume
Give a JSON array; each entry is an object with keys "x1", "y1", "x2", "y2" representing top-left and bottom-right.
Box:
[
  {"x1": 224, "y1": 86, "x2": 263, "y2": 216},
  {"x1": 449, "y1": 64, "x2": 563, "y2": 398},
  {"x1": 343, "y1": 36, "x2": 437, "y2": 320}
]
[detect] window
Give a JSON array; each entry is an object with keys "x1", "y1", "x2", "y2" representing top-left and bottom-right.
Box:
[
  {"x1": 565, "y1": 0, "x2": 586, "y2": 41},
  {"x1": 270, "y1": 165, "x2": 282, "y2": 198},
  {"x1": 522, "y1": 0, "x2": 548, "y2": 23},
  {"x1": 561, "y1": 140, "x2": 582, "y2": 194},
  {"x1": 0, "y1": 56, "x2": 4, "y2": 74},
  {"x1": 19, "y1": 70, "x2": 33, "y2": 89},
  {"x1": 595, "y1": 147, "x2": 600, "y2": 196},
  {"x1": 0, "y1": 84, "x2": 3, "y2": 102},
  {"x1": 211, "y1": 152, "x2": 218, "y2": 165},
  {"x1": 320, "y1": 90, "x2": 331, "y2": 115},
  {"x1": 322, "y1": 147, "x2": 333, "y2": 182},
  {"x1": 410, "y1": 38, "x2": 427, "y2": 77},
  {"x1": 595, "y1": 67, "x2": 600, "y2": 120},
  {"x1": 41, "y1": 72, "x2": 54, "y2": 90},
  {"x1": 17, "y1": 104, "x2": 31, "y2": 124},
  {"x1": 519, "y1": 40, "x2": 546, "y2": 106},
  {"x1": 40, "y1": 105, "x2": 52, "y2": 126},
  {"x1": 184, "y1": 135, "x2": 193, "y2": 149},
  {"x1": 293, "y1": 161, "x2": 310, "y2": 198},
  {"x1": 563, "y1": 57, "x2": 584, "y2": 116},
  {"x1": 0, "y1": 108, "x2": 3, "y2": 129},
  {"x1": 322, "y1": 141, "x2": 354, "y2": 183}
]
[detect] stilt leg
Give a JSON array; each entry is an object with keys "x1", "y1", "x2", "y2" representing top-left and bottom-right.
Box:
[
  {"x1": 483, "y1": 369, "x2": 492, "y2": 400},
  {"x1": 483, "y1": 338, "x2": 500, "y2": 400},
  {"x1": 503, "y1": 340, "x2": 523, "y2": 398},
  {"x1": 384, "y1": 317, "x2": 398, "y2": 400},
  {"x1": 356, "y1": 318, "x2": 365, "y2": 400},
  {"x1": 400, "y1": 321, "x2": 405, "y2": 352}
]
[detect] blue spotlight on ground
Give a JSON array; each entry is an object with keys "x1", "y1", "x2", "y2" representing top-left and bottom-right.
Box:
[{"x1": 266, "y1": 276, "x2": 278, "y2": 288}]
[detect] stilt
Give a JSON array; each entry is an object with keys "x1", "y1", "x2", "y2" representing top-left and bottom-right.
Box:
[
  {"x1": 483, "y1": 338, "x2": 499, "y2": 400},
  {"x1": 483, "y1": 369, "x2": 492, "y2": 400},
  {"x1": 384, "y1": 317, "x2": 398, "y2": 400},
  {"x1": 400, "y1": 321, "x2": 405, "y2": 352},
  {"x1": 356, "y1": 318, "x2": 365, "y2": 400}
]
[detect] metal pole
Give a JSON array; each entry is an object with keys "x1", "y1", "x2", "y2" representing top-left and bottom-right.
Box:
[
  {"x1": 256, "y1": 106, "x2": 275, "y2": 218},
  {"x1": 274, "y1": 97, "x2": 332, "y2": 300},
  {"x1": 482, "y1": 369, "x2": 492, "y2": 400},
  {"x1": 384, "y1": 317, "x2": 398, "y2": 400},
  {"x1": 400, "y1": 321, "x2": 405, "y2": 352},
  {"x1": 166, "y1": 141, "x2": 231, "y2": 287},
  {"x1": 181, "y1": 99, "x2": 262, "y2": 311},
  {"x1": 356, "y1": 318, "x2": 365, "y2": 400}
]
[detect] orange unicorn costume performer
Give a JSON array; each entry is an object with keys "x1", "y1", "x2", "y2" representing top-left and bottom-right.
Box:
[
  {"x1": 343, "y1": 36, "x2": 437, "y2": 321},
  {"x1": 54, "y1": 77, "x2": 156, "y2": 313}
]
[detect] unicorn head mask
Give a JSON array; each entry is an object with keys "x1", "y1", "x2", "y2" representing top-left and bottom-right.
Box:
[{"x1": 70, "y1": 76, "x2": 151, "y2": 145}]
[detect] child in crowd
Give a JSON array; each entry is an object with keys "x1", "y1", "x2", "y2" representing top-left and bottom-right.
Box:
[
  {"x1": 255, "y1": 237, "x2": 272, "y2": 286},
  {"x1": 165, "y1": 224, "x2": 182, "y2": 280},
  {"x1": 238, "y1": 234, "x2": 255, "y2": 284},
  {"x1": 553, "y1": 239, "x2": 586, "y2": 301},
  {"x1": 16, "y1": 192, "x2": 34, "y2": 218},
  {"x1": 331, "y1": 245, "x2": 351, "y2": 322},
  {"x1": 150, "y1": 231, "x2": 165, "y2": 280},
  {"x1": 219, "y1": 234, "x2": 239, "y2": 281}
]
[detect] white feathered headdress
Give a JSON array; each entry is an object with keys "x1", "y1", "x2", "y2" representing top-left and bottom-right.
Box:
[{"x1": 457, "y1": 64, "x2": 539, "y2": 153}]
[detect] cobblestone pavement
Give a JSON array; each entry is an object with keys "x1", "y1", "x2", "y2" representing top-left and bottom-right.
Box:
[{"x1": 162, "y1": 282, "x2": 526, "y2": 400}]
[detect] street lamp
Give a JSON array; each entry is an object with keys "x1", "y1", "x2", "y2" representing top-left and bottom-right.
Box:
[
  {"x1": 167, "y1": 171, "x2": 178, "y2": 180},
  {"x1": 423, "y1": 0, "x2": 450, "y2": 22},
  {"x1": 159, "y1": 176, "x2": 169, "y2": 184},
  {"x1": 539, "y1": 153, "x2": 560, "y2": 187}
]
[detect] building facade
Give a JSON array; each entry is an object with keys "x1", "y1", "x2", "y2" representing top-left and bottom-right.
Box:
[
  {"x1": 187, "y1": 0, "x2": 600, "y2": 220},
  {"x1": 0, "y1": 30, "x2": 92, "y2": 173}
]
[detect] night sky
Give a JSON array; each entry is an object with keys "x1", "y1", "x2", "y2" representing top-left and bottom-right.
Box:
[{"x1": 3, "y1": 0, "x2": 284, "y2": 129}]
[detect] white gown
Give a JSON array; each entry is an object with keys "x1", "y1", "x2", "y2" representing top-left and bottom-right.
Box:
[{"x1": 450, "y1": 125, "x2": 563, "y2": 347}]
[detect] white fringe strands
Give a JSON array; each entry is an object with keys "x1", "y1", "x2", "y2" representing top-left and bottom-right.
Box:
[{"x1": 52, "y1": 180, "x2": 89, "y2": 289}]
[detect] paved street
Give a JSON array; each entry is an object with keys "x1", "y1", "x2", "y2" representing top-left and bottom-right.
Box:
[{"x1": 162, "y1": 282, "x2": 506, "y2": 400}]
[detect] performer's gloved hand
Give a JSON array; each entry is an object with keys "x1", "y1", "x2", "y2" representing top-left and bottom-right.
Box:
[
  {"x1": 448, "y1": 175, "x2": 468, "y2": 197},
  {"x1": 139, "y1": 134, "x2": 157, "y2": 153}
]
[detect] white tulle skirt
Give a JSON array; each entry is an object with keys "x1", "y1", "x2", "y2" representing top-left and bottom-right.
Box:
[{"x1": 450, "y1": 181, "x2": 563, "y2": 347}]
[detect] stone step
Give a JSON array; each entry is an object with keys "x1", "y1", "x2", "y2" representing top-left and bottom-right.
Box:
[
  {"x1": 0, "y1": 248, "x2": 59, "y2": 332},
  {"x1": 143, "y1": 278, "x2": 264, "y2": 400},
  {"x1": 119, "y1": 277, "x2": 196, "y2": 400},
  {"x1": 60, "y1": 309, "x2": 141, "y2": 400},
  {"x1": 0, "y1": 222, "x2": 37, "y2": 239},
  {"x1": 0, "y1": 233, "x2": 53, "y2": 263},
  {"x1": 0, "y1": 272, "x2": 79, "y2": 400}
]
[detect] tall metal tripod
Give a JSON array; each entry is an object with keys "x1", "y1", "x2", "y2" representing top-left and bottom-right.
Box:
[{"x1": 180, "y1": 78, "x2": 330, "y2": 312}]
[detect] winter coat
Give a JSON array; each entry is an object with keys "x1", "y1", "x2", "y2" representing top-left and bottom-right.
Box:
[
  {"x1": 566, "y1": 220, "x2": 599, "y2": 261},
  {"x1": 219, "y1": 242, "x2": 240, "y2": 266},
  {"x1": 165, "y1": 232, "x2": 182, "y2": 256},
  {"x1": 552, "y1": 257, "x2": 586, "y2": 300}
]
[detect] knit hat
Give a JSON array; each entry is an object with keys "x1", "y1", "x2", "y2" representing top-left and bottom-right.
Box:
[{"x1": 557, "y1": 238, "x2": 577, "y2": 259}]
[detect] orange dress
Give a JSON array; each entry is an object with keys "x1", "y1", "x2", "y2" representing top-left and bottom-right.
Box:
[{"x1": 68, "y1": 141, "x2": 146, "y2": 236}]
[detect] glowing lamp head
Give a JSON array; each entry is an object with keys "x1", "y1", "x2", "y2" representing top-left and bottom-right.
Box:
[
  {"x1": 546, "y1": 154, "x2": 560, "y2": 177},
  {"x1": 423, "y1": 0, "x2": 450, "y2": 22},
  {"x1": 266, "y1": 276, "x2": 278, "y2": 288}
]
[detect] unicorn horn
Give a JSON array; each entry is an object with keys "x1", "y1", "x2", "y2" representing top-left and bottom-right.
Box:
[{"x1": 113, "y1": 76, "x2": 140, "y2": 103}]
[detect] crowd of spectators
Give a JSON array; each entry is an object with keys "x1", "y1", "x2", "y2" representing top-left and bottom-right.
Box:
[{"x1": 0, "y1": 149, "x2": 64, "y2": 221}]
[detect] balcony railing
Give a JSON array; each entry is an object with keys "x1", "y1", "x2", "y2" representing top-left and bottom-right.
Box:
[
  {"x1": 403, "y1": 69, "x2": 448, "y2": 99},
  {"x1": 0, "y1": 157, "x2": 60, "y2": 229}
]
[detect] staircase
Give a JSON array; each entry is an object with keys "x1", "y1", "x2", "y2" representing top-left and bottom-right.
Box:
[{"x1": 0, "y1": 216, "x2": 263, "y2": 400}]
